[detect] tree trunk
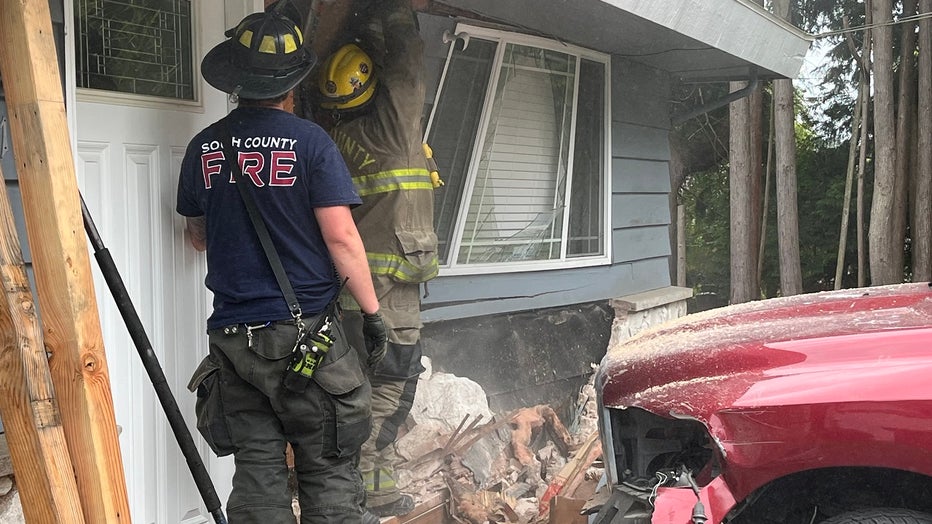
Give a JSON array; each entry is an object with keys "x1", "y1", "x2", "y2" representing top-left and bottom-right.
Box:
[
  {"x1": 857, "y1": 8, "x2": 873, "y2": 287},
  {"x1": 869, "y1": 0, "x2": 900, "y2": 285},
  {"x1": 773, "y1": 78, "x2": 803, "y2": 296},
  {"x1": 837, "y1": 15, "x2": 868, "y2": 290},
  {"x1": 758, "y1": 94, "x2": 775, "y2": 289},
  {"x1": 772, "y1": 0, "x2": 803, "y2": 296},
  {"x1": 857, "y1": 77, "x2": 871, "y2": 287},
  {"x1": 893, "y1": 0, "x2": 918, "y2": 279},
  {"x1": 669, "y1": 134, "x2": 688, "y2": 287},
  {"x1": 749, "y1": 82, "x2": 764, "y2": 293},
  {"x1": 749, "y1": 0, "x2": 765, "y2": 294},
  {"x1": 836, "y1": 72, "x2": 862, "y2": 290},
  {"x1": 914, "y1": 0, "x2": 932, "y2": 281},
  {"x1": 729, "y1": 81, "x2": 757, "y2": 303}
]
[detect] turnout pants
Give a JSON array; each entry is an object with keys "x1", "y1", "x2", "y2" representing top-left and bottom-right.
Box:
[
  {"x1": 343, "y1": 280, "x2": 426, "y2": 507},
  {"x1": 206, "y1": 316, "x2": 371, "y2": 523}
]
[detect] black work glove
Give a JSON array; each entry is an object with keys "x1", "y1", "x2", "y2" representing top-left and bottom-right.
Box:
[{"x1": 362, "y1": 312, "x2": 388, "y2": 368}]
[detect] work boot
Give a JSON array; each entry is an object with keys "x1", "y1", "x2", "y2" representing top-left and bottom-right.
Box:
[
  {"x1": 368, "y1": 494, "x2": 415, "y2": 517},
  {"x1": 362, "y1": 510, "x2": 382, "y2": 524}
]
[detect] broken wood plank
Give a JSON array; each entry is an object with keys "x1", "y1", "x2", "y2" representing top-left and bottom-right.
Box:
[
  {"x1": 0, "y1": 0, "x2": 131, "y2": 522},
  {"x1": 548, "y1": 495, "x2": 588, "y2": 524},
  {"x1": 0, "y1": 169, "x2": 85, "y2": 522},
  {"x1": 538, "y1": 431, "x2": 601, "y2": 517}
]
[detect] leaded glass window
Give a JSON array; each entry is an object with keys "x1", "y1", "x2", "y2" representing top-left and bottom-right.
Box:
[{"x1": 76, "y1": 0, "x2": 195, "y2": 100}]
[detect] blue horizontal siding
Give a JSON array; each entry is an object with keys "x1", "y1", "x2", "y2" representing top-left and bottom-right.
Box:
[
  {"x1": 612, "y1": 121, "x2": 671, "y2": 161},
  {"x1": 612, "y1": 158, "x2": 672, "y2": 193},
  {"x1": 421, "y1": 256, "x2": 671, "y2": 321},
  {"x1": 612, "y1": 193, "x2": 671, "y2": 228},
  {"x1": 611, "y1": 56, "x2": 671, "y2": 130},
  {"x1": 612, "y1": 225, "x2": 672, "y2": 262},
  {"x1": 605, "y1": 56, "x2": 675, "y2": 304}
]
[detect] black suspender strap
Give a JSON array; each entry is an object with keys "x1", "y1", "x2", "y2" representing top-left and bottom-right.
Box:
[{"x1": 218, "y1": 118, "x2": 303, "y2": 324}]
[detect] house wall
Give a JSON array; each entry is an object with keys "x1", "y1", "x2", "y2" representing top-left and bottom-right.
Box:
[{"x1": 415, "y1": 14, "x2": 681, "y2": 413}]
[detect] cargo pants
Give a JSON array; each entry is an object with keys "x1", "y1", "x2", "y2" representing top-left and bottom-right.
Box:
[{"x1": 204, "y1": 315, "x2": 372, "y2": 523}]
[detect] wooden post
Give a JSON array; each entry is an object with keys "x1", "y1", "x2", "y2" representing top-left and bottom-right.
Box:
[
  {"x1": 0, "y1": 1, "x2": 132, "y2": 522},
  {"x1": 0, "y1": 169, "x2": 86, "y2": 523}
]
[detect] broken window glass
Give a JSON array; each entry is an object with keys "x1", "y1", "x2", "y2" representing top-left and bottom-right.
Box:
[{"x1": 426, "y1": 25, "x2": 609, "y2": 271}]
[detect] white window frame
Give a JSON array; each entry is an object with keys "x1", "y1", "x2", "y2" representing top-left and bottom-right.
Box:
[{"x1": 426, "y1": 23, "x2": 612, "y2": 276}]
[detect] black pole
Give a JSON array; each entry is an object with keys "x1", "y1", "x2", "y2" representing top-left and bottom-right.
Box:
[{"x1": 80, "y1": 195, "x2": 228, "y2": 524}]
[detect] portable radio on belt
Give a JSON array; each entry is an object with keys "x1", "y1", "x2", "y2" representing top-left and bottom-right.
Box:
[{"x1": 282, "y1": 319, "x2": 334, "y2": 393}]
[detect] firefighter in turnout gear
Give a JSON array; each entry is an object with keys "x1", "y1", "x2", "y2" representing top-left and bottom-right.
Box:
[{"x1": 315, "y1": 0, "x2": 438, "y2": 517}]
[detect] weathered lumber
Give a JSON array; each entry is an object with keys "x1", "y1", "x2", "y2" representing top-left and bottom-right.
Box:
[
  {"x1": 538, "y1": 431, "x2": 601, "y2": 517},
  {"x1": 0, "y1": 0, "x2": 131, "y2": 522},
  {"x1": 0, "y1": 172, "x2": 84, "y2": 523},
  {"x1": 0, "y1": 171, "x2": 85, "y2": 523}
]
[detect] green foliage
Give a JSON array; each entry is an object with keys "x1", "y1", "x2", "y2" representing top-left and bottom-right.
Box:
[
  {"x1": 795, "y1": 0, "x2": 916, "y2": 145},
  {"x1": 679, "y1": 1, "x2": 918, "y2": 309},
  {"x1": 795, "y1": 127, "x2": 863, "y2": 290},
  {"x1": 681, "y1": 118, "x2": 858, "y2": 308},
  {"x1": 681, "y1": 165, "x2": 731, "y2": 308}
]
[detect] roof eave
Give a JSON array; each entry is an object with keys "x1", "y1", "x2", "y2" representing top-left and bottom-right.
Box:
[{"x1": 604, "y1": 0, "x2": 814, "y2": 80}]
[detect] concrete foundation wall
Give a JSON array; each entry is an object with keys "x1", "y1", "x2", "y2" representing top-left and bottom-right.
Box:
[{"x1": 420, "y1": 286, "x2": 693, "y2": 419}]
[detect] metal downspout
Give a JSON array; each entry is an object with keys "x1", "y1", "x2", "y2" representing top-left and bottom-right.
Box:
[{"x1": 671, "y1": 68, "x2": 760, "y2": 125}]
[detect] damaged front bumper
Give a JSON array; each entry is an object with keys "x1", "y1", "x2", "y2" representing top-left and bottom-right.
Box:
[
  {"x1": 587, "y1": 475, "x2": 737, "y2": 524},
  {"x1": 587, "y1": 406, "x2": 737, "y2": 524}
]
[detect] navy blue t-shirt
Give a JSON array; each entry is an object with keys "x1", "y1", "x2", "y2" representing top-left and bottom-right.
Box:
[{"x1": 176, "y1": 107, "x2": 361, "y2": 330}]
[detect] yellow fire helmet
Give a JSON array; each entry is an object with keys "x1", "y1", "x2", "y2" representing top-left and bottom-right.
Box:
[{"x1": 318, "y1": 43, "x2": 378, "y2": 111}]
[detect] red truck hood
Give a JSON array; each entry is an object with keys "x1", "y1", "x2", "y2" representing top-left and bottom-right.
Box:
[{"x1": 597, "y1": 283, "x2": 932, "y2": 419}]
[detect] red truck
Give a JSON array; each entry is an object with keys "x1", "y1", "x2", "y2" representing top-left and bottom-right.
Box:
[{"x1": 588, "y1": 283, "x2": 932, "y2": 524}]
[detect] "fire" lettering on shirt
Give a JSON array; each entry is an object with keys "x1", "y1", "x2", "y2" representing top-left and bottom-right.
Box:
[{"x1": 200, "y1": 150, "x2": 297, "y2": 189}]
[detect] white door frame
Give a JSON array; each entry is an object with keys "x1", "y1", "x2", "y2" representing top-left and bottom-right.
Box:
[{"x1": 62, "y1": 0, "x2": 262, "y2": 520}]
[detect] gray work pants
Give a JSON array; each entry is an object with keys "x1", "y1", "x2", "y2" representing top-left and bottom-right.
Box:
[{"x1": 208, "y1": 316, "x2": 371, "y2": 523}]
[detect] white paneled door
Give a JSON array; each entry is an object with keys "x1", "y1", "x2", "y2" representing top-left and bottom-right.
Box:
[{"x1": 67, "y1": 0, "x2": 257, "y2": 521}]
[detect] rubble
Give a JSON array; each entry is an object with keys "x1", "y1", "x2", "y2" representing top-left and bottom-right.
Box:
[
  {"x1": 0, "y1": 436, "x2": 19, "y2": 524},
  {"x1": 1, "y1": 358, "x2": 602, "y2": 524},
  {"x1": 0, "y1": 359, "x2": 602, "y2": 524},
  {"x1": 408, "y1": 360, "x2": 495, "y2": 432},
  {"x1": 509, "y1": 405, "x2": 573, "y2": 466},
  {"x1": 0, "y1": 488, "x2": 26, "y2": 524},
  {"x1": 380, "y1": 359, "x2": 604, "y2": 523}
]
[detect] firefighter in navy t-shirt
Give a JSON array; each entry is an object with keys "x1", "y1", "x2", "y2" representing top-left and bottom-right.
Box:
[{"x1": 177, "y1": 9, "x2": 385, "y2": 524}]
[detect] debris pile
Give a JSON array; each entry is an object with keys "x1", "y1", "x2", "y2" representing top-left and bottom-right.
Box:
[
  {"x1": 0, "y1": 437, "x2": 23, "y2": 524},
  {"x1": 385, "y1": 360, "x2": 604, "y2": 523}
]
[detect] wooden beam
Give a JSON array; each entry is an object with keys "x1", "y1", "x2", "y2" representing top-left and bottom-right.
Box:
[
  {"x1": 0, "y1": 1, "x2": 132, "y2": 522},
  {"x1": 0, "y1": 173, "x2": 85, "y2": 523}
]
